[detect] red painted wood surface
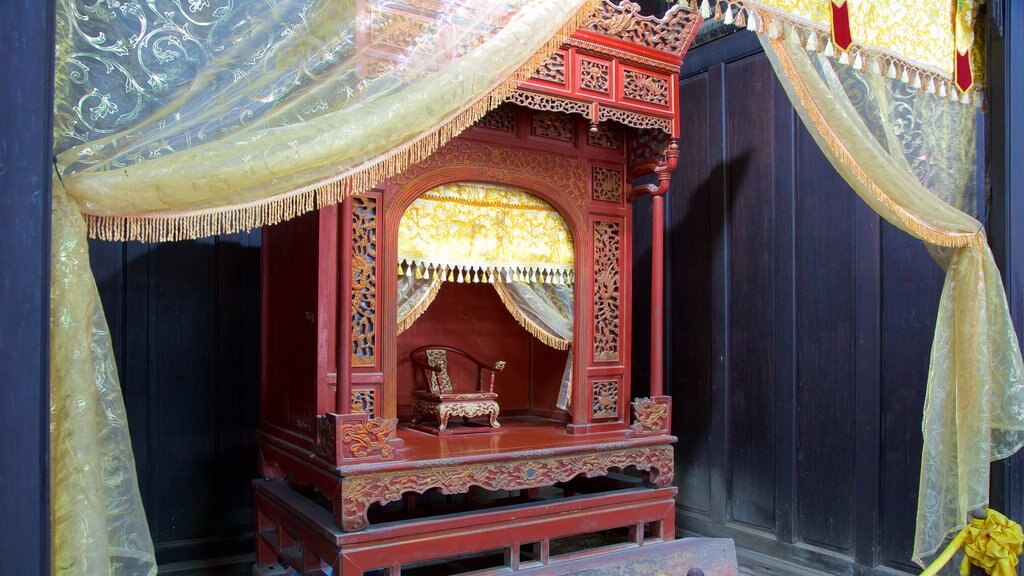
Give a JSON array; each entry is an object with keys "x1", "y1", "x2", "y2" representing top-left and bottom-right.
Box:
[{"x1": 254, "y1": 478, "x2": 685, "y2": 576}]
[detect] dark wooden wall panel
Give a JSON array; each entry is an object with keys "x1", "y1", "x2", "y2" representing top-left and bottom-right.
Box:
[
  {"x1": 90, "y1": 232, "x2": 262, "y2": 571},
  {"x1": 0, "y1": 1, "x2": 54, "y2": 571},
  {"x1": 793, "y1": 126, "x2": 857, "y2": 553},
  {"x1": 723, "y1": 53, "x2": 778, "y2": 532},
  {"x1": 877, "y1": 226, "x2": 942, "y2": 571},
  {"x1": 664, "y1": 29, "x2": 952, "y2": 575}
]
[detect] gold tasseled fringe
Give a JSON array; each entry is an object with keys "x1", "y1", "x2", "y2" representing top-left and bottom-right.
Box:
[
  {"x1": 396, "y1": 278, "x2": 443, "y2": 335},
  {"x1": 399, "y1": 260, "x2": 575, "y2": 285},
  {"x1": 770, "y1": 37, "x2": 983, "y2": 248},
  {"x1": 84, "y1": 0, "x2": 605, "y2": 243},
  {"x1": 492, "y1": 281, "x2": 571, "y2": 351},
  {"x1": 702, "y1": 0, "x2": 982, "y2": 105}
]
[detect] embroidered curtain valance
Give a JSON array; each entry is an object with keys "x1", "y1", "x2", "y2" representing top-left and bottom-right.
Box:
[{"x1": 397, "y1": 183, "x2": 576, "y2": 285}]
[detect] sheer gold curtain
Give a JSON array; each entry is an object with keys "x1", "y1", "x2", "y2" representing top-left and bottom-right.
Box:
[
  {"x1": 761, "y1": 33, "x2": 1024, "y2": 567},
  {"x1": 51, "y1": 1, "x2": 600, "y2": 574}
]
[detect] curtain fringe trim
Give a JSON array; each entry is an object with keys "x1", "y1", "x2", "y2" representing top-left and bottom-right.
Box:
[
  {"x1": 84, "y1": 0, "x2": 605, "y2": 242},
  {"x1": 492, "y1": 281, "x2": 571, "y2": 351},
  {"x1": 769, "y1": 37, "x2": 984, "y2": 249},
  {"x1": 693, "y1": 0, "x2": 983, "y2": 105},
  {"x1": 399, "y1": 259, "x2": 575, "y2": 285},
  {"x1": 396, "y1": 278, "x2": 443, "y2": 335}
]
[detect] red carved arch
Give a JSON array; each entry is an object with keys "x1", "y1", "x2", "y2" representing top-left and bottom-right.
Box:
[{"x1": 380, "y1": 166, "x2": 591, "y2": 423}]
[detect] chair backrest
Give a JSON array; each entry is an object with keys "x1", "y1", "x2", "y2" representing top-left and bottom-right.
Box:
[{"x1": 424, "y1": 349, "x2": 453, "y2": 394}]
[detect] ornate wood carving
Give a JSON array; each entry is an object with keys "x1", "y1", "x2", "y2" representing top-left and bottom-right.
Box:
[
  {"x1": 580, "y1": 59, "x2": 610, "y2": 93},
  {"x1": 351, "y1": 389, "x2": 375, "y2": 418},
  {"x1": 352, "y1": 196, "x2": 377, "y2": 366},
  {"x1": 630, "y1": 396, "x2": 671, "y2": 435},
  {"x1": 592, "y1": 166, "x2": 623, "y2": 203},
  {"x1": 531, "y1": 50, "x2": 566, "y2": 85},
  {"x1": 506, "y1": 90, "x2": 591, "y2": 118},
  {"x1": 623, "y1": 70, "x2": 669, "y2": 106},
  {"x1": 475, "y1": 104, "x2": 515, "y2": 132},
  {"x1": 629, "y1": 127, "x2": 672, "y2": 170},
  {"x1": 582, "y1": 0, "x2": 700, "y2": 56},
  {"x1": 588, "y1": 122, "x2": 623, "y2": 150},
  {"x1": 386, "y1": 139, "x2": 588, "y2": 210},
  {"x1": 531, "y1": 110, "x2": 575, "y2": 142},
  {"x1": 412, "y1": 397, "x2": 500, "y2": 432},
  {"x1": 340, "y1": 445, "x2": 673, "y2": 531},
  {"x1": 592, "y1": 380, "x2": 619, "y2": 419},
  {"x1": 593, "y1": 221, "x2": 621, "y2": 362},
  {"x1": 342, "y1": 417, "x2": 398, "y2": 459},
  {"x1": 598, "y1": 107, "x2": 672, "y2": 133}
]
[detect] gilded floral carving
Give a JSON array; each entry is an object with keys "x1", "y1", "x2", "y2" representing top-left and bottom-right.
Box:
[
  {"x1": 580, "y1": 59, "x2": 610, "y2": 93},
  {"x1": 531, "y1": 111, "x2": 575, "y2": 142},
  {"x1": 592, "y1": 380, "x2": 618, "y2": 419},
  {"x1": 593, "y1": 221, "x2": 621, "y2": 362},
  {"x1": 475, "y1": 104, "x2": 516, "y2": 132},
  {"x1": 352, "y1": 196, "x2": 377, "y2": 366},
  {"x1": 623, "y1": 70, "x2": 669, "y2": 106},
  {"x1": 532, "y1": 51, "x2": 566, "y2": 85},
  {"x1": 582, "y1": 0, "x2": 700, "y2": 56},
  {"x1": 592, "y1": 166, "x2": 623, "y2": 203},
  {"x1": 351, "y1": 389, "x2": 375, "y2": 418},
  {"x1": 387, "y1": 139, "x2": 588, "y2": 209},
  {"x1": 587, "y1": 123, "x2": 623, "y2": 150}
]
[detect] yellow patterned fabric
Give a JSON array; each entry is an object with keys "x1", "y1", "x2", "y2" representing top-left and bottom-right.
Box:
[
  {"x1": 50, "y1": 1, "x2": 600, "y2": 574},
  {"x1": 51, "y1": 180, "x2": 155, "y2": 576},
  {"x1": 398, "y1": 183, "x2": 575, "y2": 284},
  {"x1": 763, "y1": 36, "x2": 1024, "y2": 569},
  {"x1": 695, "y1": 0, "x2": 985, "y2": 98}
]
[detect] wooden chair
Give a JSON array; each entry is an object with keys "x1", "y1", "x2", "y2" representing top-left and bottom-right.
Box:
[{"x1": 409, "y1": 345, "x2": 504, "y2": 433}]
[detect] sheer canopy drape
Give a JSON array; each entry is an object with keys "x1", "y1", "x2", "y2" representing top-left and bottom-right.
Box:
[
  {"x1": 493, "y1": 280, "x2": 575, "y2": 410},
  {"x1": 51, "y1": 1, "x2": 599, "y2": 574},
  {"x1": 761, "y1": 32, "x2": 1024, "y2": 567}
]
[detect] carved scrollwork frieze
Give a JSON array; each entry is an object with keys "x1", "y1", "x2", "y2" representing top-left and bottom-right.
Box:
[
  {"x1": 506, "y1": 90, "x2": 591, "y2": 119},
  {"x1": 339, "y1": 445, "x2": 674, "y2": 531},
  {"x1": 598, "y1": 107, "x2": 672, "y2": 134}
]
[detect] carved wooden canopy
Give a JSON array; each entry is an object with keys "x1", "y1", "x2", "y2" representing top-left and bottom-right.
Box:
[{"x1": 513, "y1": 0, "x2": 702, "y2": 138}]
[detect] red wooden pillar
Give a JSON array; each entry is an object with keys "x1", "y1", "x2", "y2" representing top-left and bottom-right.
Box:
[
  {"x1": 650, "y1": 192, "x2": 665, "y2": 397},
  {"x1": 336, "y1": 195, "x2": 353, "y2": 413},
  {"x1": 649, "y1": 142, "x2": 678, "y2": 398}
]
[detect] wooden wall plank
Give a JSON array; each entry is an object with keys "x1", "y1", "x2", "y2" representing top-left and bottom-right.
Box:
[
  {"x1": 793, "y1": 124, "x2": 857, "y2": 553},
  {"x1": 877, "y1": 227, "x2": 942, "y2": 571},
  {"x1": 0, "y1": 1, "x2": 54, "y2": 572},
  {"x1": 723, "y1": 52, "x2": 778, "y2": 532},
  {"x1": 91, "y1": 232, "x2": 262, "y2": 568}
]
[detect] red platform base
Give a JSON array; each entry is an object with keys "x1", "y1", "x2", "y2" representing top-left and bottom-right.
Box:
[{"x1": 254, "y1": 478, "x2": 741, "y2": 576}]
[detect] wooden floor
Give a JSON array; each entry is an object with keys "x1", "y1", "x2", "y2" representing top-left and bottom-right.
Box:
[{"x1": 336, "y1": 416, "x2": 673, "y2": 474}]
